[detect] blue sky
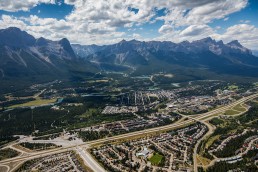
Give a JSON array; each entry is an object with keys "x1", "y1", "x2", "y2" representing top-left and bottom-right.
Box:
[{"x1": 0, "y1": 0, "x2": 258, "y2": 50}]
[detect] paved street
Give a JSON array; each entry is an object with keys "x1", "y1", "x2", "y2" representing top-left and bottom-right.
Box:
[
  {"x1": 1, "y1": 93, "x2": 258, "y2": 172},
  {"x1": 76, "y1": 146, "x2": 105, "y2": 172}
]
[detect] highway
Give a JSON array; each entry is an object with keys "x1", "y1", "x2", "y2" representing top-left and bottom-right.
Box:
[
  {"x1": 76, "y1": 146, "x2": 105, "y2": 172},
  {"x1": 0, "y1": 93, "x2": 258, "y2": 172},
  {"x1": 192, "y1": 120, "x2": 216, "y2": 172}
]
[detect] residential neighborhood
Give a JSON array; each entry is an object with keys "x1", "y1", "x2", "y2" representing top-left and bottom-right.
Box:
[{"x1": 91, "y1": 123, "x2": 208, "y2": 172}]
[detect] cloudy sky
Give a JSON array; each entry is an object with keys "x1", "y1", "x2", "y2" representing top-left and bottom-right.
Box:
[{"x1": 0, "y1": 0, "x2": 258, "y2": 50}]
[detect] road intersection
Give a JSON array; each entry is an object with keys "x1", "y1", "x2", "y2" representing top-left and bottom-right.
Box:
[{"x1": 1, "y1": 93, "x2": 258, "y2": 172}]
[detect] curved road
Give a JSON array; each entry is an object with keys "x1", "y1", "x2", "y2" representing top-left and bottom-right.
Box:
[{"x1": 1, "y1": 93, "x2": 258, "y2": 172}]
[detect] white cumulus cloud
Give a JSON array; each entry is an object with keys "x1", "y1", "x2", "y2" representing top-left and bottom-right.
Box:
[
  {"x1": 159, "y1": 25, "x2": 174, "y2": 34},
  {"x1": 180, "y1": 25, "x2": 214, "y2": 37},
  {"x1": 0, "y1": 0, "x2": 255, "y2": 49},
  {"x1": 214, "y1": 24, "x2": 258, "y2": 50},
  {"x1": 0, "y1": 0, "x2": 55, "y2": 12}
]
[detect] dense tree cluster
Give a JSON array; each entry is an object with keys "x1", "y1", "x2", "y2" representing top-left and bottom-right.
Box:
[
  {"x1": 0, "y1": 148, "x2": 19, "y2": 160},
  {"x1": 20, "y1": 142, "x2": 60, "y2": 150},
  {"x1": 79, "y1": 130, "x2": 110, "y2": 141},
  {"x1": 214, "y1": 131, "x2": 257, "y2": 158}
]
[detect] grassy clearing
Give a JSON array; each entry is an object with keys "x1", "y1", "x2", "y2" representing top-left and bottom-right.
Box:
[
  {"x1": 205, "y1": 135, "x2": 220, "y2": 149},
  {"x1": 224, "y1": 110, "x2": 239, "y2": 116},
  {"x1": 13, "y1": 144, "x2": 33, "y2": 153},
  {"x1": 9, "y1": 97, "x2": 57, "y2": 108},
  {"x1": 149, "y1": 153, "x2": 164, "y2": 166},
  {"x1": 197, "y1": 154, "x2": 211, "y2": 166},
  {"x1": 241, "y1": 103, "x2": 249, "y2": 108},
  {"x1": 232, "y1": 104, "x2": 246, "y2": 112},
  {"x1": 78, "y1": 108, "x2": 99, "y2": 118},
  {"x1": 228, "y1": 85, "x2": 238, "y2": 90}
]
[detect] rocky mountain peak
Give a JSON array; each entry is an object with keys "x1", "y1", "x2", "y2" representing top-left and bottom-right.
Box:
[
  {"x1": 58, "y1": 38, "x2": 76, "y2": 59},
  {"x1": 227, "y1": 40, "x2": 243, "y2": 47},
  {"x1": 0, "y1": 27, "x2": 36, "y2": 47},
  {"x1": 36, "y1": 37, "x2": 49, "y2": 46}
]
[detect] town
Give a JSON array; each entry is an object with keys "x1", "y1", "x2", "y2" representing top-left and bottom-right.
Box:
[
  {"x1": 0, "y1": 79, "x2": 258, "y2": 172},
  {"x1": 16, "y1": 151, "x2": 87, "y2": 172},
  {"x1": 91, "y1": 123, "x2": 208, "y2": 171}
]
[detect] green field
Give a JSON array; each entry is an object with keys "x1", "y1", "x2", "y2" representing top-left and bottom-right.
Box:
[
  {"x1": 9, "y1": 97, "x2": 57, "y2": 108},
  {"x1": 232, "y1": 104, "x2": 246, "y2": 112},
  {"x1": 228, "y1": 85, "x2": 238, "y2": 90},
  {"x1": 224, "y1": 110, "x2": 239, "y2": 116},
  {"x1": 78, "y1": 108, "x2": 99, "y2": 119},
  {"x1": 205, "y1": 135, "x2": 221, "y2": 149},
  {"x1": 197, "y1": 154, "x2": 211, "y2": 166},
  {"x1": 149, "y1": 153, "x2": 164, "y2": 166}
]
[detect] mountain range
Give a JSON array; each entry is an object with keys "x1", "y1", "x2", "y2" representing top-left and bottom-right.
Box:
[
  {"x1": 0, "y1": 27, "x2": 97, "y2": 93},
  {"x1": 1, "y1": 27, "x2": 258, "y2": 93},
  {"x1": 72, "y1": 37, "x2": 258, "y2": 79}
]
